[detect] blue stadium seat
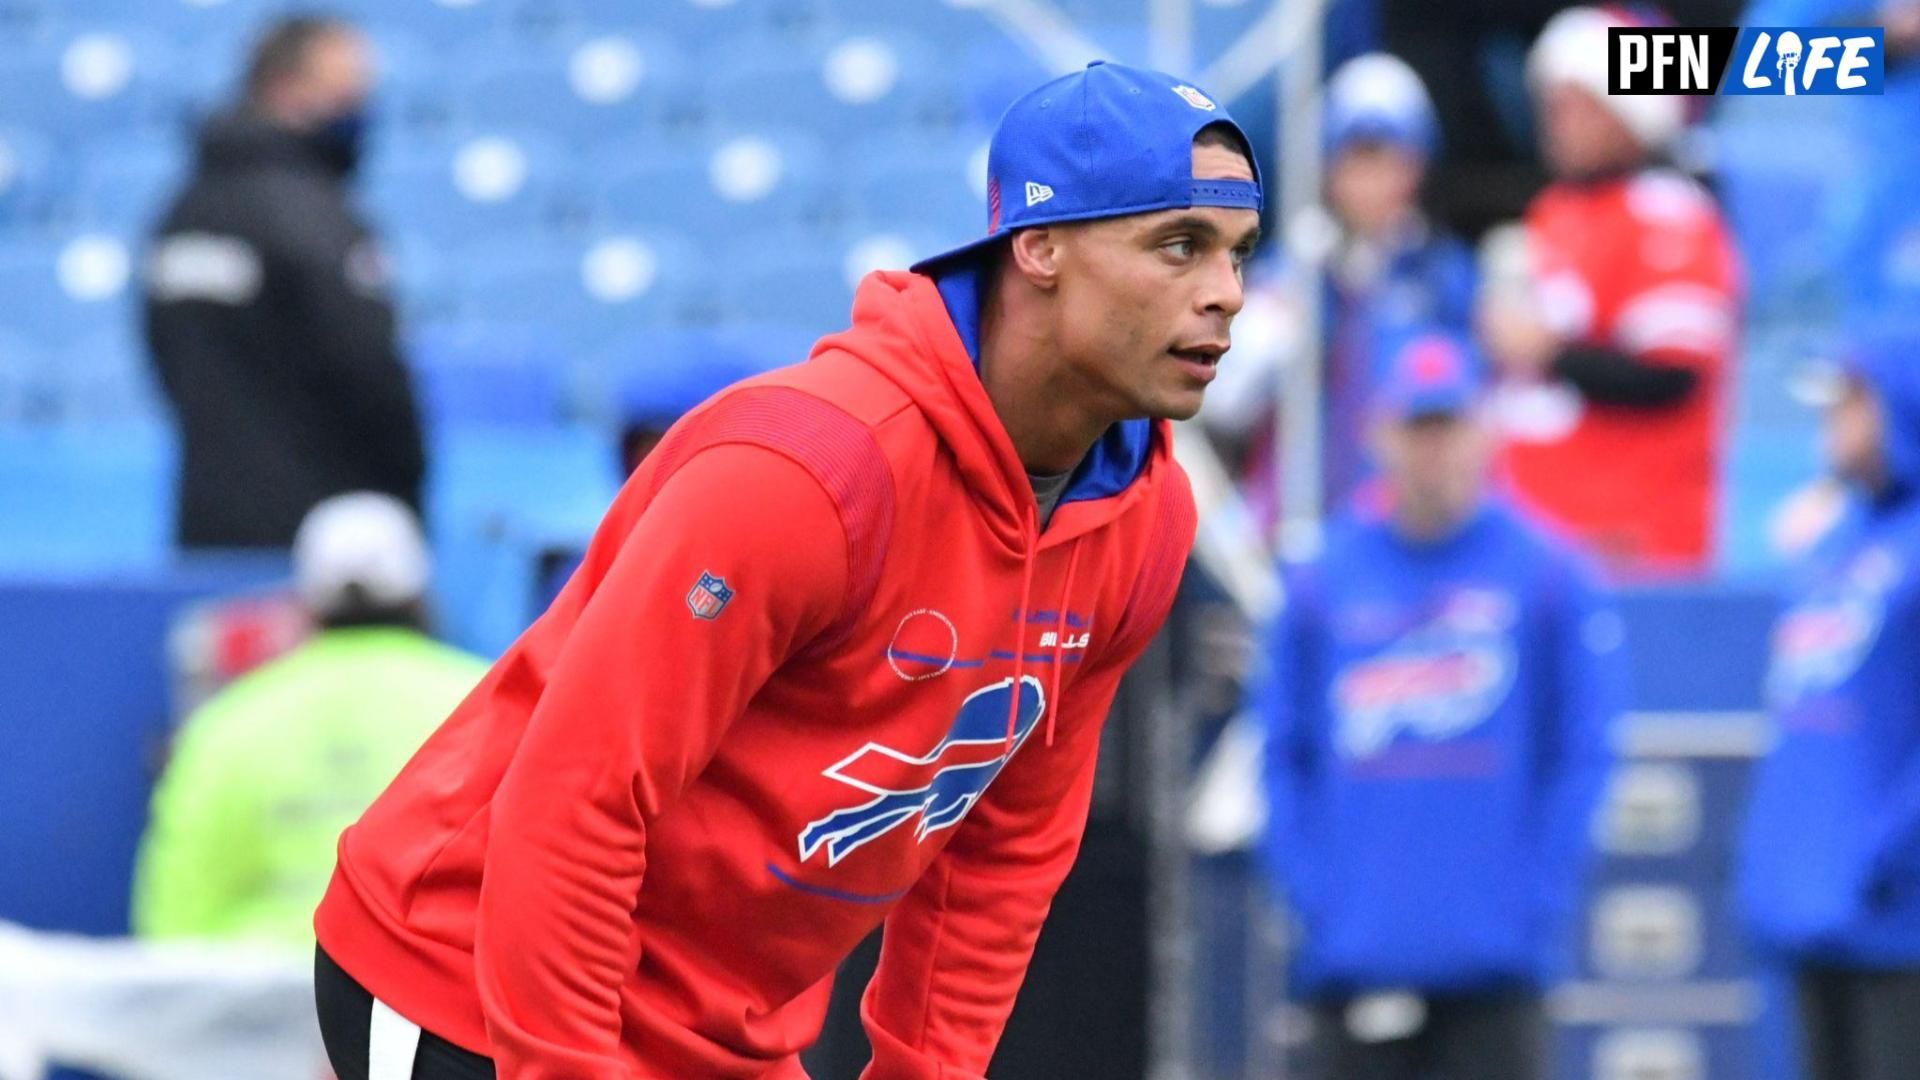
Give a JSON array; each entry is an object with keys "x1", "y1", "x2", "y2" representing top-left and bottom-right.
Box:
[
  {"x1": 447, "y1": 229, "x2": 721, "y2": 353},
  {"x1": 0, "y1": 236, "x2": 138, "y2": 349},
  {"x1": 459, "y1": 33, "x2": 691, "y2": 146},
  {"x1": 0, "y1": 331, "x2": 51, "y2": 425},
  {"x1": 369, "y1": 82, "x2": 459, "y2": 148},
  {"x1": 0, "y1": 29, "x2": 177, "y2": 136},
  {"x1": 361, "y1": 131, "x2": 572, "y2": 244},
  {"x1": 847, "y1": 153, "x2": 988, "y2": 248},
  {"x1": 726, "y1": 248, "x2": 854, "y2": 332},
  {"x1": 58, "y1": 0, "x2": 267, "y2": 36},
  {"x1": 591, "y1": 132, "x2": 842, "y2": 239},
  {"x1": 575, "y1": 325, "x2": 774, "y2": 426},
  {"x1": 538, "y1": 0, "x2": 788, "y2": 41},
  {"x1": 0, "y1": 420, "x2": 173, "y2": 570},
  {"x1": 71, "y1": 137, "x2": 186, "y2": 234},
  {"x1": 380, "y1": 232, "x2": 462, "y2": 325},
  {"x1": 707, "y1": 35, "x2": 940, "y2": 144},
  {"x1": 954, "y1": 38, "x2": 1053, "y2": 127},
  {"x1": 0, "y1": 126, "x2": 62, "y2": 228},
  {"x1": 328, "y1": 0, "x2": 503, "y2": 47},
  {"x1": 51, "y1": 330, "x2": 159, "y2": 424},
  {"x1": 816, "y1": 0, "x2": 999, "y2": 42},
  {"x1": 409, "y1": 320, "x2": 568, "y2": 428},
  {"x1": 833, "y1": 224, "x2": 966, "y2": 283}
]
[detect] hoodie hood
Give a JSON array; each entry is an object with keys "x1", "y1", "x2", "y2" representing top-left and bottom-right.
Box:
[
  {"x1": 1848, "y1": 331, "x2": 1920, "y2": 505},
  {"x1": 811, "y1": 270, "x2": 1166, "y2": 552},
  {"x1": 194, "y1": 109, "x2": 344, "y2": 178}
]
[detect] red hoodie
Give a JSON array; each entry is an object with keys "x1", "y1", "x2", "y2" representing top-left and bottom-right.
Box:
[
  {"x1": 1498, "y1": 168, "x2": 1739, "y2": 572},
  {"x1": 315, "y1": 271, "x2": 1197, "y2": 1079}
]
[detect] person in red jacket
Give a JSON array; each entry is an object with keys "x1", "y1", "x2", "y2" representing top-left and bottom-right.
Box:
[
  {"x1": 312, "y1": 60, "x2": 1262, "y2": 1080},
  {"x1": 1481, "y1": 5, "x2": 1741, "y2": 575}
]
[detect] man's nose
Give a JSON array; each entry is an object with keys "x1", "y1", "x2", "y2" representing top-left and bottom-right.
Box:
[{"x1": 1198, "y1": 252, "x2": 1245, "y2": 318}]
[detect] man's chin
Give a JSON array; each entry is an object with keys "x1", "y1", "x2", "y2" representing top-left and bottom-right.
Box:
[{"x1": 1153, "y1": 390, "x2": 1207, "y2": 423}]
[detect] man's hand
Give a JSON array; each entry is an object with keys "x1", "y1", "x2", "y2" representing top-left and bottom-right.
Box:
[{"x1": 1478, "y1": 297, "x2": 1560, "y2": 381}]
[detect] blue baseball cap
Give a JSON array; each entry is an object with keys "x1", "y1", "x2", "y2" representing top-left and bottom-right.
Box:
[
  {"x1": 912, "y1": 60, "x2": 1263, "y2": 273},
  {"x1": 1375, "y1": 331, "x2": 1484, "y2": 420}
]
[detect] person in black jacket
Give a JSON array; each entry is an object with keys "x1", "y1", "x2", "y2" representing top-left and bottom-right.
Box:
[{"x1": 145, "y1": 16, "x2": 424, "y2": 550}]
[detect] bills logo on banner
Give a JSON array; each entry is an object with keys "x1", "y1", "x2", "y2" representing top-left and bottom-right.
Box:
[
  {"x1": 1607, "y1": 26, "x2": 1883, "y2": 95},
  {"x1": 685, "y1": 570, "x2": 735, "y2": 620},
  {"x1": 799, "y1": 676, "x2": 1044, "y2": 866}
]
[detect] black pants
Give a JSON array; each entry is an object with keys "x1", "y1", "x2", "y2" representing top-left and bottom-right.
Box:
[
  {"x1": 1797, "y1": 965, "x2": 1920, "y2": 1080},
  {"x1": 315, "y1": 946, "x2": 496, "y2": 1080},
  {"x1": 1305, "y1": 989, "x2": 1548, "y2": 1080}
]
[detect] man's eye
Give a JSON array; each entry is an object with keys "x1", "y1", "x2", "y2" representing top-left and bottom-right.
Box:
[
  {"x1": 1162, "y1": 239, "x2": 1195, "y2": 259},
  {"x1": 1230, "y1": 246, "x2": 1251, "y2": 268}
]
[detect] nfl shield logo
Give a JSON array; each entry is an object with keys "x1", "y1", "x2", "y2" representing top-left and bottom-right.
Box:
[{"x1": 686, "y1": 571, "x2": 735, "y2": 620}]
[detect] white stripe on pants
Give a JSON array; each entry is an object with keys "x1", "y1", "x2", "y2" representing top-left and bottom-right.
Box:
[{"x1": 369, "y1": 998, "x2": 422, "y2": 1080}]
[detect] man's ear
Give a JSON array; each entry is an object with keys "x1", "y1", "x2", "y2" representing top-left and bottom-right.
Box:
[{"x1": 1006, "y1": 227, "x2": 1063, "y2": 290}]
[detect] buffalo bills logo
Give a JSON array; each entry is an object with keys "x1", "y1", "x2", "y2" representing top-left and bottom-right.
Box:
[
  {"x1": 1770, "y1": 603, "x2": 1877, "y2": 705},
  {"x1": 799, "y1": 676, "x2": 1045, "y2": 866},
  {"x1": 686, "y1": 571, "x2": 734, "y2": 620},
  {"x1": 1769, "y1": 547, "x2": 1898, "y2": 706},
  {"x1": 1334, "y1": 624, "x2": 1515, "y2": 762}
]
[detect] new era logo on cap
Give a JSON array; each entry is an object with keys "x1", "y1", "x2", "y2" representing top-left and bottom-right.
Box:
[
  {"x1": 909, "y1": 61, "x2": 1262, "y2": 274},
  {"x1": 1172, "y1": 84, "x2": 1217, "y2": 111}
]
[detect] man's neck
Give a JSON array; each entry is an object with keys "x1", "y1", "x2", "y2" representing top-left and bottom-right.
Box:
[
  {"x1": 976, "y1": 296, "x2": 1113, "y2": 475},
  {"x1": 1390, "y1": 498, "x2": 1476, "y2": 545}
]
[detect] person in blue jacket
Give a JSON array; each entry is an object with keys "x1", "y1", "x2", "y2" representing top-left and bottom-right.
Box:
[
  {"x1": 1256, "y1": 331, "x2": 1622, "y2": 1080},
  {"x1": 1204, "y1": 53, "x2": 1477, "y2": 523},
  {"x1": 1739, "y1": 328, "x2": 1920, "y2": 1080}
]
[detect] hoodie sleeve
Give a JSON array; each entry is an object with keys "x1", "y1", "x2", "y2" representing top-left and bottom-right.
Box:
[
  {"x1": 858, "y1": 469, "x2": 1196, "y2": 1079},
  {"x1": 1255, "y1": 566, "x2": 1329, "y2": 923},
  {"x1": 1531, "y1": 556, "x2": 1624, "y2": 940},
  {"x1": 1594, "y1": 184, "x2": 1739, "y2": 396},
  {"x1": 474, "y1": 441, "x2": 850, "y2": 1080},
  {"x1": 1863, "y1": 598, "x2": 1920, "y2": 889}
]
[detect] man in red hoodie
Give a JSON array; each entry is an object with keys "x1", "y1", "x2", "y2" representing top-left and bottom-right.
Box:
[
  {"x1": 1482, "y1": 5, "x2": 1740, "y2": 575},
  {"x1": 313, "y1": 60, "x2": 1263, "y2": 1080}
]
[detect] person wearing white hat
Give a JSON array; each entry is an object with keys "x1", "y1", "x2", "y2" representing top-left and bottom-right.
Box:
[
  {"x1": 1203, "y1": 52, "x2": 1477, "y2": 525},
  {"x1": 132, "y1": 493, "x2": 486, "y2": 956},
  {"x1": 1482, "y1": 5, "x2": 1741, "y2": 575}
]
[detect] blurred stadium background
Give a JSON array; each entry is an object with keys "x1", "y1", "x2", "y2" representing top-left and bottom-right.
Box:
[{"x1": 0, "y1": 0, "x2": 1898, "y2": 1078}]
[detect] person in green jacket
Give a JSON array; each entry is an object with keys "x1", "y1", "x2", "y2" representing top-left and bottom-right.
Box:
[{"x1": 133, "y1": 492, "x2": 487, "y2": 952}]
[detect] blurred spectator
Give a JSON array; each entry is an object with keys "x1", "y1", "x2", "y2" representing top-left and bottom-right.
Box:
[
  {"x1": 1206, "y1": 53, "x2": 1475, "y2": 523},
  {"x1": 1256, "y1": 334, "x2": 1620, "y2": 1080},
  {"x1": 1378, "y1": 0, "x2": 1742, "y2": 238},
  {"x1": 1739, "y1": 331, "x2": 1920, "y2": 1080},
  {"x1": 144, "y1": 16, "x2": 424, "y2": 550},
  {"x1": 1748, "y1": 0, "x2": 1920, "y2": 329},
  {"x1": 1482, "y1": 5, "x2": 1741, "y2": 575},
  {"x1": 132, "y1": 493, "x2": 485, "y2": 952}
]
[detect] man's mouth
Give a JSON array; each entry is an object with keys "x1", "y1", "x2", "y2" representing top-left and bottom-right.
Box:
[{"x1": 1169, "y1": 343, "x2": 1228, "y2": 376}]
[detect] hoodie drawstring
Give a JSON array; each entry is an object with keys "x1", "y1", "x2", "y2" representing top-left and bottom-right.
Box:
[
  {"x1": 1043, "y1": 538, "x2": 1084, "y2": 748},
  {"x1": 1004, "y1": 510, "x2": 1039, "y2": 750}
]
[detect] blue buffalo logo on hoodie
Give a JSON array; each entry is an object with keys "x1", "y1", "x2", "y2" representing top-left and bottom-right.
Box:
[
  {"x1": 1333, "y1": 588, "x2": 1518, "y2": 764},
  {"x1": 1258, "y1": 502, "x2": 1620, "y2": 994},
  {"x1": 1767, "y1": 546, "x2": 1896, "y2": 711},
  {"x1": 1740, "y1": 333, "x2": 1920, "y2": 967}
]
